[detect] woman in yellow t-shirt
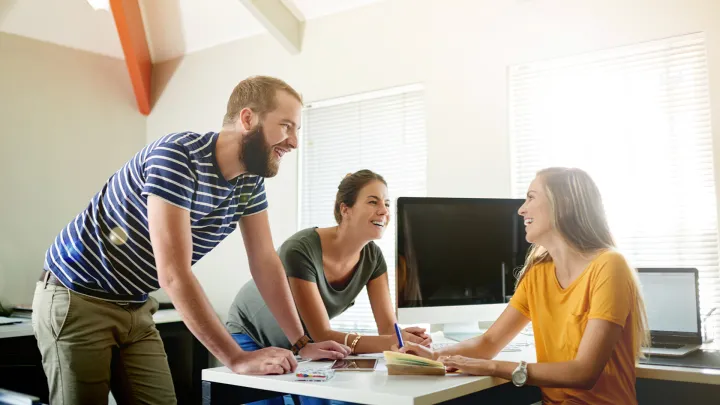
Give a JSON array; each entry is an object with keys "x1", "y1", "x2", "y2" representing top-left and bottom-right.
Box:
[{"x1": 399, "y1": 167, "x2": 649, "y2": 405}]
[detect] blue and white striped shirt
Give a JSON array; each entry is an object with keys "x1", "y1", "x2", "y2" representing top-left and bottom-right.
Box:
[{"x1": 44, "y1": 131, "x2": 269, "y2": 302}]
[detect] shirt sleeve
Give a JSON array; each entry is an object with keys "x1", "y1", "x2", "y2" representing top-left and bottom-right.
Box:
[
  {"x1": 242, "y1": 177, "x2": 269, "y2": 216},
  {"x1": 509, "y1": 271, "x2": 531, "y2": 319},
  {"x1": 588, "y1": 252, "x2": 634, "y2": 327},
  {"x1": 279, "y1": 240, "x2": 318, "y2": 283},
  {"x1": 141, "y1": 143, "x2": 196, "y2": 210},
  {"x1": 369, "y1": 244, "x2": 388, "y2": 280}
]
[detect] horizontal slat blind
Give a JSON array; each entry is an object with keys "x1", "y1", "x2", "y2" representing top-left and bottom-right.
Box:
[
  {"x1": 299, "y1": 85, "x2": 427, "y2": 332},
  {"x1": 509, "y1": 32, "x2": 720, "y2": 337}
]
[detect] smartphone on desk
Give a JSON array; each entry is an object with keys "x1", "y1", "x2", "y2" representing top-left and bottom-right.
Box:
[{"x1": 330, "y1": 358, "x2": 378, "y2": 371}]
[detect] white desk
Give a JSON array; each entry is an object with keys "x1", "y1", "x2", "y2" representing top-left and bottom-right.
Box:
[
  {"x1": 201, "y1": 337, "x2": 720, "y2": 405},
  {"x1": 0, "y1": 309, "x2": 183, "y2": 339},
  {"x1": 637, "y1": 362, "x2": 720, "y2": 385},
  {"x1": 201, "y1": 345, "x2": 538, "y2": 405}
]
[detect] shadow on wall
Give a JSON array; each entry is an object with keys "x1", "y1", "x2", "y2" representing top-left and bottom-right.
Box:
[
  {"x1": 140, "y1": 0, "x2": 186, "y2": 109},
  {"x1": 0, "y1": 0, "x2": 14, "y2": 303},
  {"x1": 0, "y1": 0, "x2": 17, "y2": 25}
]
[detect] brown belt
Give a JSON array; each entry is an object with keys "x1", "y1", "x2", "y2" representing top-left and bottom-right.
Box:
[
  {"x1": 38, "y1": 271, "x2": 142, "y2": 307},
  {"x1": 40, "y1": 270, "x2": 66, "y2": 288}
]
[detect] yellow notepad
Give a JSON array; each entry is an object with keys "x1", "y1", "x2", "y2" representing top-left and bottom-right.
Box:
[{"x1": 383, "y1": 351, "x2": 446, "y2": 376}]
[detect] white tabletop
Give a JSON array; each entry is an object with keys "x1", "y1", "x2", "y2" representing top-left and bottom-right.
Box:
[
  {"x1": 637, "y1": 361, "x2": 720, "y2": 385},
  {"x1": 0, "y1": 309, "x2": 183, "y2": 339},
  {"x1": 202, "y1": 347, "x2": 533, "y2": 405},
  {"x1": 202, "y1": 336, "x2": 720, "y2": 405},
  {"x1": 202, "y1": 357, "x2": 509, "y2": 405}
]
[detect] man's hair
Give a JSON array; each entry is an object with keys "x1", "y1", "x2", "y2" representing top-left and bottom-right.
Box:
[{"x1": 223, "y1": 76, "x2": 303, "y2": 126}]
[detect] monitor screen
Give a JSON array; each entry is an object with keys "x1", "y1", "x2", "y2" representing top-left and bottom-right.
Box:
[
  {"x1": 396, "y1": 197, "x2": 531, "y2": 309},
  {"x1": 638, "y1": 270, "x2": 700, "y2": 334}
]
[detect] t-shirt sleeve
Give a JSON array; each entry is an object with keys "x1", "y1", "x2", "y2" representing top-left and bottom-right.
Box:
[
  {"x1": 279, "y1": 241, "x2": 318, "y2": 283},
  {"x1": 141, "y1": 143, "x2": 196, "y2": 210},
  {"x1": 243, "y1": 177, "x2": 269, "y2": 216},
  {"x1": 369, "y1": 244, "x2": 388, "y2": 280},
  {"x1": 509, "y1": 271, "x2": 531, "y2": 319},
  {"x1": 588, "y1": 252, "x2": 634, "y2": 327}
]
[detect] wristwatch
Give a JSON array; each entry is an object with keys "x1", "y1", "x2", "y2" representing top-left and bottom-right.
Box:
[
  {"x1": 291, "y1": 334, "x2": 313, "y2": 355},
  {"x1": 511, "y1": 360, "x2": 528, "y2": 387}
]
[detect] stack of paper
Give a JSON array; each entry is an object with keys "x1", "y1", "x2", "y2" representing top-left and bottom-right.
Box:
[{"x1": 383, "y1": 351, "x2": 446, "y2": 376}]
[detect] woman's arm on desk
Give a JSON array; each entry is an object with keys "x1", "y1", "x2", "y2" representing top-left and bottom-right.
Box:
[
  {"x1": 441, "y1": 319, "x2": 623, "y2": 390},
  {"x1": 290, "y1": 275, "x2": 429, "y2": 354},
  {"x1": 367, "y1": 273, "x2": 431, "y2": 347},
  {"x1": 401, "y1": 306, "x2": 529, "y2": 360}
]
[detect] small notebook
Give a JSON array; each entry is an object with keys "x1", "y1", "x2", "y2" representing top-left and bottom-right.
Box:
[{"x1": 383, "y1": 351, "x2": 446, "y2": 376}]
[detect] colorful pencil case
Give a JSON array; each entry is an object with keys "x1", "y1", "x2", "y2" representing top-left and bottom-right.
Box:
[{"x1": 295, "y1": 368, "x2": 335, "y2": 382}]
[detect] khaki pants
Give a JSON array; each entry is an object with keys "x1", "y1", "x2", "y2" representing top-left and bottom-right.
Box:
[{"x1": 31, "y1": 280, "x2": 177, "y2": 405}]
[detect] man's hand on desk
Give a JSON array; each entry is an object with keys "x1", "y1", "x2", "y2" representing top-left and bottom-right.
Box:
[
  {"x1": 299, "y1": 341, "x2": 351, "y2": 360},
  {"x1": 231, "y1": 347, "x2": 298, "y2": 375}
]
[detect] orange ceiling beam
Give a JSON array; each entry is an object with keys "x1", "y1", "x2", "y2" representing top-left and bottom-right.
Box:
[{"x1": 110, "y1": 0, "x2": 152, "y2": 115}]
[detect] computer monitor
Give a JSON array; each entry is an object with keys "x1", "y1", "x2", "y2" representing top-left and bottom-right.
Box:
[{"x1": 395, "y1": 197, "x2": 531, "y2": 325}]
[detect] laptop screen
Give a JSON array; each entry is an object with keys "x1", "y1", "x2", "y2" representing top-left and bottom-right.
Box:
[{"x1": 638, "y1": 270, "x2": 699, "y2": 334}]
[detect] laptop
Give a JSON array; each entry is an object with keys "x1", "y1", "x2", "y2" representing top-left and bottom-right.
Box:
[{"x1": 638, "y1": 268, "x2": 703, "y2": 357}]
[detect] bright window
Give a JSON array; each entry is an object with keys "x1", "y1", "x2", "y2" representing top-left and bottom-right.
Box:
[
  {"x1": 299, "y1": 85, "x2": 427, "y2": 332},
  {"x1": 509, "y1": 32, "x2": 719, "y2": 337}
]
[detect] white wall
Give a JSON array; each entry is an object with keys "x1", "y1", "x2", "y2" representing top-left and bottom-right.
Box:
[
  {"x1": 0, "y1": 32, "x2": 147, "y2": 307},
  {"x1": 146, "y1": 0, "x2": 431, "y2": 315},
  {"x1": 147, "y1": 0, "x2": 720, "y2": 320}
]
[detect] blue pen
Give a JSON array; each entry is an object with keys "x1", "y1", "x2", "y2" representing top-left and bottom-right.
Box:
[{"x1": 394, "y1": 323, "x2": 404, "y2": 348}]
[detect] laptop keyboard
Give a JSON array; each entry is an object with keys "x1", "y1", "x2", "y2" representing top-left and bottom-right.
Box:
[
  {"x1": 431, "y1": 342, "x2": 527, "y2": 352},
  {"x1": 651, "y1": 343, "x2": 684, "y2": 349}
]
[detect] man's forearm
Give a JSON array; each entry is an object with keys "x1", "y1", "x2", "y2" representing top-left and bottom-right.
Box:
[
  {"x1": 161, "y1": 269, "x2": 244, "y2": 368},
  {"x1": 250, "y1": 255, "x2": 304, "y2": 344}
]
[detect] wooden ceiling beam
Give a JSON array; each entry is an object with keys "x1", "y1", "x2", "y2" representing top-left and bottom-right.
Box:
[
  {"x1": 109, "y1": 0, "x2": 152, "y2": 115},
  {"x1": 239, "y1": 0, "x2": 304, "y2": 54}
]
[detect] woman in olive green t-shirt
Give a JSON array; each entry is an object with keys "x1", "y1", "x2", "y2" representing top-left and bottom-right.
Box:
[{"x1": 226, "y1": 170, "x2": 432, "y2": 356}]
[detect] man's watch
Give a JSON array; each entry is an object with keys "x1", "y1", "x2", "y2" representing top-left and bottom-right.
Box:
[
  {"x1": 291, "y1": 334, "x2": 313, "y2": 355},
  {"x1": 511, "y1": 360, "x2": 528, "y2": 387}
]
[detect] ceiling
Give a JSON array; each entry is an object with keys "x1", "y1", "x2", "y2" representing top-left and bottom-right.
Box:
[{"x1": 0, "y1": 0, "x2": 384, "y2": 62}]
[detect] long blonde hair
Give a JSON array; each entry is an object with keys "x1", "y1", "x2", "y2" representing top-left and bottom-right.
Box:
[{"x1": 515, "y1": 167, "x2": 649, "y2": 359}]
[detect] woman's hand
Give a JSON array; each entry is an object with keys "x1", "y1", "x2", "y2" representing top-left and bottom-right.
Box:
[
  {"x1": 394, "y1": 341, "x2": 436, "y2": 360},
  {"x1": 402, "y1": 326, "x2": 432, "y2": 347},
  {"x1": 439, "y1": 355, "x2": 495, "y2": 376}
]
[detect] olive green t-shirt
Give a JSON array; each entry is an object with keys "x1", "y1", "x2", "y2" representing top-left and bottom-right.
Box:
[{"x1": 225, "y1": 227, "x2": 388, "y2": 349}]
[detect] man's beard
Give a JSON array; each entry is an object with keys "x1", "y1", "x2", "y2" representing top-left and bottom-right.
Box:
[{"x1": 240, "y1": 125, "x2": 279, "y2": 177}]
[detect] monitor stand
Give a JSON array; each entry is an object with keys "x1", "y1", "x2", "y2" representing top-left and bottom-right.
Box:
[{"x1": 442, "y1": 321, "x2": 493, "y2": 342}]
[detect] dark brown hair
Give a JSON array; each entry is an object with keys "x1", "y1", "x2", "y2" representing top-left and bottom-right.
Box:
[{"x1": 334, "y1": 170, "x2": 387, "y2": 224}]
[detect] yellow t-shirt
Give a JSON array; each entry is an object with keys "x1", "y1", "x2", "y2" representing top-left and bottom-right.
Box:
[{"x1": 509, "y1": 250, "x2": 639, "y2": 405}]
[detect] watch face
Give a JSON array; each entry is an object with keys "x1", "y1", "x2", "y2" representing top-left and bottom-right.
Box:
[{"x1": 512, "y1": 372, "x2": 527, "y2": 385}]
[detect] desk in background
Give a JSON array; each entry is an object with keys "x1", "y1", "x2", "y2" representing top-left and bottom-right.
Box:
[{"x1": 0, "y1": 309, "x2": 209, "y2": 405}]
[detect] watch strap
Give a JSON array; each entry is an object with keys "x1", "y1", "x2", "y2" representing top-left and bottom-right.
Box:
[{"x1": 291, "y1": 334, "x2": 313, "y2": 355}]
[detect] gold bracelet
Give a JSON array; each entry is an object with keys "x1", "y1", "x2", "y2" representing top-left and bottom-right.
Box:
[
  {"x1": 344, "y1": 331, "x2": 359, "y2": 347},
  {"x1": 350, "y1": 335, "x2": 362, "y2": 354}
]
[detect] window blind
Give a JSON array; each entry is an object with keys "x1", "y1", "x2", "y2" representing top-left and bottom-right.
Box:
[
  {"x1": 509, "y1": 32, "x2": 720, "y2": 337},
  {"x1": 299, "y1": 85, "x2": 427, "y2": 332}
]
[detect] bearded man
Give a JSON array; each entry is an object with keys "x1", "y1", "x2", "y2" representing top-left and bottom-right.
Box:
[{"x1": 33, "y1": 76, "x2": 349, "y2": 405}]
